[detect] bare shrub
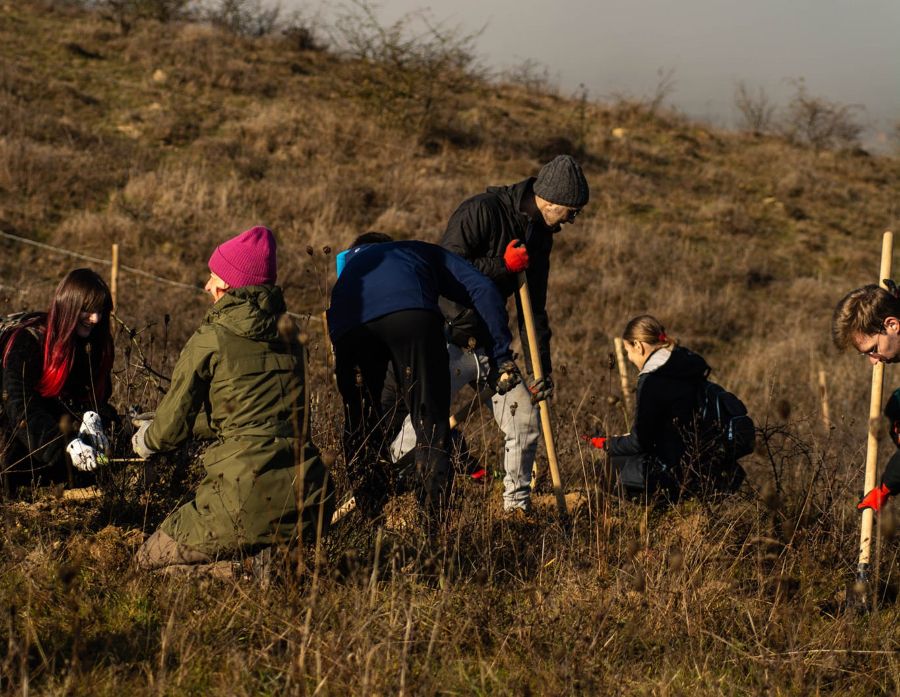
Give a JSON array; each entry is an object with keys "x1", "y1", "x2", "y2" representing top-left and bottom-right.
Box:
[
  {"x1": 280, "y1": 10, "x2": 326, "y2": 52},
  {"x1": 646, "y1": 66, "x2": 677, "y2": 116},
  {"x1": 201, "y1": 0, "x2": 282, "y2": 37},
  {"x1": 93, "y1": 0, "x2": 193, "y2": 33},
  {"x1": 608, "y1": 66, "x2": 678, "y2": 127},
  {"x1": 501, "y1": 58, "x2": 557, "y2": 95},
  {"x1": 330, "y1": 0, "x2": 483, "y2": 136},
  {"x1": 781, "y1": 78, "x2": 864, "y2": 151},
  {"x1": 733, "y1": 80, "x2": 776, "y2": 134}
]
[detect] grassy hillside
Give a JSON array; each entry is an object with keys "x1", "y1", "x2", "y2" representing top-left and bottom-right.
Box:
[{"x1": 2, "y1": 2, "x2": 900, "y2": 694}]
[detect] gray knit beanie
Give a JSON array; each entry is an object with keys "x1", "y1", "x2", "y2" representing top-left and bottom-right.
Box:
[{"x1": 533, "y1": 155, "x2": 589, "y2": 208}]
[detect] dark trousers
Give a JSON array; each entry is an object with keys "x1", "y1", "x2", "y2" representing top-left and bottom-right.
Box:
[{"x1": 333, "y1": 309, "x2": 451, "y2": 520}]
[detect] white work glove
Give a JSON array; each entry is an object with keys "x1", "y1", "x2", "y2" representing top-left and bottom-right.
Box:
[
  {"x1": 66, "y1": 438, "x2": 99, "y2": 472},
  {"x1": 131, "y1": 421, "x2": 155, "y2": 459},
  {"x1": 79, "y1": 410, "x2": 109, "y2": 454}
]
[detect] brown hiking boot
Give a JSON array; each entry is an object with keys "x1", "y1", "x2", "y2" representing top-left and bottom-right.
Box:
[{"x1": 135, "y1": 530, "x2": 212, "y2": 570}]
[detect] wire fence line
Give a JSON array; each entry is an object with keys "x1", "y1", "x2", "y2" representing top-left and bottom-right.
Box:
[
  {"x1": 0, "y1": 229, "x2": 322, "y2": 323},
  {"x1": 0, "y1": 229, "x2": 202, "y2": 292}
]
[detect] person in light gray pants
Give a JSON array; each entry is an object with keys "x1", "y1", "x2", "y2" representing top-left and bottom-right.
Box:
[
  {"x1": 393, "y1": 156, "x2": 589, "y2": 512},
  {"x1": 389, "y1": 343, "x2": 539, "y2": 512}
]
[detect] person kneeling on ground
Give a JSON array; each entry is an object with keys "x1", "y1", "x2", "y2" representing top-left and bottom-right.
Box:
[
  {"x1": 327, "y1": 232, "x2": 520, "y2": 529},
  {"x1": 132, "y1": 226, "x2": 333, "y2": 570},
  {"x1": 589, "y1": 315, "x2": 744, "y2": 500},
  {"x1": 1, "y1": 268, "x2": 115, "y2": 496}
]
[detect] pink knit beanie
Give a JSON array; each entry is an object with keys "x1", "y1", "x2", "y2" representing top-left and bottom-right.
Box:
[{"x1": 208, "y1": 226, "x2": 277, "y2": 288}]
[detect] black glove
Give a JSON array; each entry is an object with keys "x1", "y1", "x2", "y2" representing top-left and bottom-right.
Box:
[
  {"x1": 527, "y1": 375, "x2": 554, "y2": 404},
  {"x1": 492, "y1": 359, "x2": 521, "y2": 396}
]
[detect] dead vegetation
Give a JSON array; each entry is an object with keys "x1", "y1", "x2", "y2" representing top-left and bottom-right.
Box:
[{"x1": 1, "y1": 1, "x2": 900, "y2": 693}]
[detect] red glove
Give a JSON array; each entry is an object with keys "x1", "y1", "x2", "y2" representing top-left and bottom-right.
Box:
[
  {"x1": 858, "y1": 483, "x2": 892, "y2": 512},
  {"x1": 503, "y1": 239, "x2": 529, "y2": 273},
  {"x1": 581, "y1": 435, "x2": 607, "y2": 450}
]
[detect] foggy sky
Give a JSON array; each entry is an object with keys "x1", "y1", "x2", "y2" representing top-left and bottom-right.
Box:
[{"x1": 289, "y1": 0, "x2": 899, "y2": 147}]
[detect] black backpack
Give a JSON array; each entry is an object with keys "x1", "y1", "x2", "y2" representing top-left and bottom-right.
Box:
[
  {"x1": 0, "y1": 312, "x2": 43, "y2": 353},
  {"x1": 0, "y1": 312, "x2": 44, "y2": 402},
  {"x1": 695, "y1": 379, "x2": 755, "y2": 462}
]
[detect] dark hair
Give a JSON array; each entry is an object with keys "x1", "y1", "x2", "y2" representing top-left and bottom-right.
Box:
[
  {"x1": 832, "y1": 284, "x2": 900, "y2": 351},
  {"x1": 351, "y1": 231, "x2": 393, "y2": 247},
  {"x1": 39, "y1": 268, "x2": 114, "y2": 399}
]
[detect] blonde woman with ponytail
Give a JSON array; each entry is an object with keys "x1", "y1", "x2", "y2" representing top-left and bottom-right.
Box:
[{"x1": 590, "y1": 315, "x2": 742, "y2": 499}]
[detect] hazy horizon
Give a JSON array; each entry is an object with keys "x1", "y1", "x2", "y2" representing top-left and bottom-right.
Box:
[{"x1": 288, "y1": 0, "x2": 899, "y2": 150}]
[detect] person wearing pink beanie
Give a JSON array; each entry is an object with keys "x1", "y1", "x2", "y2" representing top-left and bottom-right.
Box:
[
  {"x1": 132, "y1": 226, "x2": 333, "y2": 573},
  {"x1": 207, "y1": 225, "x2": 277, "y2": 289}
]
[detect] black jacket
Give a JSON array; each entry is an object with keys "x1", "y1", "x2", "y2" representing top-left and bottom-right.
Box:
[
  {"x1": 440, "y1": 177, "x2": 554, "y2": 375},
  {"x1": 1, "y1": 320, "x2": 112, "y2": 483},
  {"x1": 608, "y1": 347, "x2": 710, "y2": 470},
  {"x1": 882, "y1": 451, "x2": 900, "y2": 494}
]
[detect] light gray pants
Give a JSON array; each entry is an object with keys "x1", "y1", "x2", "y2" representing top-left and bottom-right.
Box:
[{"x1": 389, "y1": 344, "x2": 540, "y2": 511}]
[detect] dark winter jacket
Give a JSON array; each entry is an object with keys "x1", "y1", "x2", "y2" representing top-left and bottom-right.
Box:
[
  {"x1": 1, "y1": 318, "x2": 112, "y2": 483},
  {"x1": 327, "y1": 240, "x2": 513, "y2": 363},
  {"x1": 440, "y1": 177, "x2": 554, "y2": 375},
  {"x1": 881, "y1": 452, "x2": 900, "y2": 494},
  {"x1": 147, "y1": 285, "x2": 332, "y2": 554},
  {"x1": 608, "y1": 347, "x2": 710, "y2": 471}
]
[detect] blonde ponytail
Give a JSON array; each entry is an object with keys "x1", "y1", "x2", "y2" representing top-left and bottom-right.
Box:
[{"x1": 622, "y1": 314, "x2": 676, "y2": 350}]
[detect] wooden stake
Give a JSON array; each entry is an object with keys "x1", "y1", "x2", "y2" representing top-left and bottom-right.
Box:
[
  {"x1": 613, "y1": 337, "x2": 634, "y2": 428},
  {"x1": 818, "y1": 368, "x2": 831, "y2": 432},
  {"x1": 518, "y1": 272, "x2": 568, "y2": 517},
  {"x1": 858, "y1": 230, "x2": 893, "y2": 588},
  {"x1": 110, "y1": 243, "x2": 119, "y2": 311}
]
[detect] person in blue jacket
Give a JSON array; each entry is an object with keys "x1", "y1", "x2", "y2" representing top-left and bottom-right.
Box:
[{"x1": 328, "y1": 232, "x2": 521, "y2": 527}]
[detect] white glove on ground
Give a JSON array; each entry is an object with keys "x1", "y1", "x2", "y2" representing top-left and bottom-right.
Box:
[
  {"x1": 67, "y1": 438, "x2": 98, "y2": 472},
  {"x1": 79, "y1": 410, "x2": 109, "y2": 453},
  {"x1": 131, "y1": 421, "x2": 155, "y2": 459}
]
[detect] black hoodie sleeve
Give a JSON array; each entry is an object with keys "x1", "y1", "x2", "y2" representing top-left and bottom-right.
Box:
[
  {"x1": 607, "y1": 376, "x2": 665, "y2": 457},
  {"x1": 442, "y1": 198, "x2": 509, "y2": 283},
  {"x1": 2, "y1": 330, "x2": 68, "y2": 466}
]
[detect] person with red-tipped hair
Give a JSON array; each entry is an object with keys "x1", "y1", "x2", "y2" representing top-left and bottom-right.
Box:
[
  {"x1": 132, "y1": 226, "x2": 333, "y2": 571},
  {"x1": 1, "y1": 268, "x2": 115, "y2": 495}
]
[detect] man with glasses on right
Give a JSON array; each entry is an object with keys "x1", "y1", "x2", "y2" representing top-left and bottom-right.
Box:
[
  {"x1": 833, "y1": 283, "x2": 900, "y2": 512},
  {"x1": 389, "y1": 155, "x2": 589, "y2": 515}
]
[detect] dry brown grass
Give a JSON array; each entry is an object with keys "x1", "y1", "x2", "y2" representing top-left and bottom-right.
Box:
[{"x1": 2, "y1": 1, "x2": 900, "y2": 694}]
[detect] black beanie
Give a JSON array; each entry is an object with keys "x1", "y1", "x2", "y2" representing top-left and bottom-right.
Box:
[{"x1": 533, "y1": 155, "x2": 589, "y2": 208}]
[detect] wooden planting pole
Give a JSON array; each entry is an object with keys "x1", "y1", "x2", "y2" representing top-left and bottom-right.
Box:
[
  {"x1": 858, "y1": 230, "x2": 893, "y2": 598},
  {"x1": 518, "y1": 272, "x2": 568, "y2": 517},
  {"x1": 818, "y1": 368, "x2": 831, "y2": 432},
  {"x1": 613, "y1": 337, "x2": 634, "y2": 427},
  {"x1": 110, "y1": 243, "x2": 119, "y2": 311}
]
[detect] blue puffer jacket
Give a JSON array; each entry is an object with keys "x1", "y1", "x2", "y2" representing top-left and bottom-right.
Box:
[{"x1": 327, "y1": 241, "x2": 513, "y2": 362}]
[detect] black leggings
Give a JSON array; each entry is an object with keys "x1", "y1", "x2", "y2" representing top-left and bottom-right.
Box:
[{"x1": 333, "y1": 309, "x2": 451, "y2": 519}]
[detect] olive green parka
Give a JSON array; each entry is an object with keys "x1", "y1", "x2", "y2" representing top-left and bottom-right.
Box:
[{"x1": 146, "y1": 285, "x2": 332, "y2": 556}]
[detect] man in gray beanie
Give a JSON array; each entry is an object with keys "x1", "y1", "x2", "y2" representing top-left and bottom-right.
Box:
[{"x1": 388, "y1": 155, "x2": 589, "y2": 514}]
